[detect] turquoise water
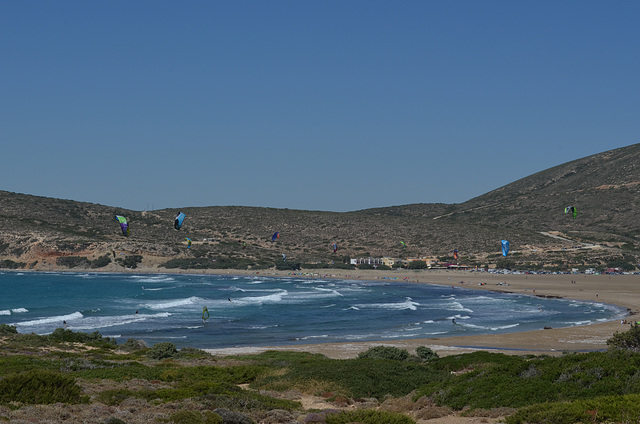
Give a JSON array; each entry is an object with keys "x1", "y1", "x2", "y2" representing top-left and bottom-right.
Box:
[{"x1": 0, "y1": 271, "x2": 625, "y2": 349}]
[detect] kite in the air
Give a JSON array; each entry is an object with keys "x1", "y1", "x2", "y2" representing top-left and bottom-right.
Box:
[
  {"x1": 186, "y1": 238, "x2": 192, "y2": 248},
  {"x1": 272, "y1": 232, "x2": 280, "y2": 242},
  {"x1": 115, "y1": 215, "x2": 129, "y2": 237},
  {"x1": 174, "y1": 212, "x2": 186, "y2": 230},
  {"x1": 453, "y1": 249, "x2": 458, "y2": 260},
  {"x1": 400, "y1": 241, "x2": 406, "y2": 249},
  {"x1": 564, "y1": 206, "x2": 577, "y2": 219},
  {"x1": 501, "y1": 240, "x2": 510, "y2": 257},
  {"x1": 282, "y1": 253, "x2": 286, "y2": 261}
]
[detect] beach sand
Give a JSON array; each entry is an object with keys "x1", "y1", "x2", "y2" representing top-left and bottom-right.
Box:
[{"x1": 182, "y1": 269, "x2": 640, "y2": 359}]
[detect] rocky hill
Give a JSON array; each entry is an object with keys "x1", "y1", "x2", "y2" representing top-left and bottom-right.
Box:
[{"x1": 2, "y1": 144, "x2": 640, "y2": 271}]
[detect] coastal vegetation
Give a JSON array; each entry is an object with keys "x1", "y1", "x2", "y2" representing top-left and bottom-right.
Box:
[{"x1": 2, "y1": 326, "x2": 640, "y2": 423}]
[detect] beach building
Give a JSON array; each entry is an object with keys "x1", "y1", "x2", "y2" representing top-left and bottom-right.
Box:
[
  {"x1": 406, "y1": 257, "x2": 438, "y2": 267},
  {"x1": 350, "y1": 257, "x2": 384, "y2": 266}
]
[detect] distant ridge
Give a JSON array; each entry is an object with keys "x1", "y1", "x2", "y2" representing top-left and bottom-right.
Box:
[{"x1": 1, "y1": 143, "x2": 639, "y2": 271}]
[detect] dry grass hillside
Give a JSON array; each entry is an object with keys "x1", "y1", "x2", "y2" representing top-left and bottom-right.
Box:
[{"x1": 1, "y1": 144, "x2": 639, "y2": 271}]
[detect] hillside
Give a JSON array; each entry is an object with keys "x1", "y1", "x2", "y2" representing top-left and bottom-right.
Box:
[{"x1": 1, "y1": 144, "x2": 640, "y2": 271}]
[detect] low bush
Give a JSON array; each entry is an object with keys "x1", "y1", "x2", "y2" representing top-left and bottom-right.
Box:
[
  {"x1": 0, "y1": 324, "x2": 18, "y2": 335},
  {"x1": 358, "y1": 346, "x2": 410, "y2": 361},
  {"x1": 90, "y1": 255, "x2": 112, "y2": 268},
  {"x1": 0, "y1": 260, "x2": 25, "y2": 269},
  {"x1": 325, "y1": 409, "x2": 415, "y2": 424},
  {"x1": 275, "y1": 261, "x2": 301, "y2": 271},
  {"x1": 149, "y1": 342, "x2": 178, "y2": 360},
  {"x1": 0, "y1": 369, "x2": 88, "y2": 405},
  {"x1": 56, "y1": 256, "x2": 90, "y2": 268},
  {"x1": 165, "y1": 410, "x2": 223, "y2": 424},
  {"x1": 48, "y1": 328, "x2": 117, "y2": 348},
  {"x1": 416, "y1": 346, "x2": 438, "y2": 362},
  {"x1": 506, "y1": 393, "x2": 640, "y2": 424},
  {"x1": 115, "y1": 254, "x2": 143, "y2": 269},
  {"x1": 607, "y1": 322, "x2": 640, "y2": 352}
]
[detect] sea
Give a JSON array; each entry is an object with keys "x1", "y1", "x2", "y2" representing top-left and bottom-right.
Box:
[{"x1": 0, "y1": 271, "x2": 626, "y2": 350}]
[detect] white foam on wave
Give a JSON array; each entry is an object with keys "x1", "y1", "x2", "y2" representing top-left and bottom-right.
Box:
[
  {"x1": 464, "y1": 323, "x2": 519, "y2": 331},
  {"x1": 442, "y1": 300, "x2": 474, "y2": 313},
  {"x1": 130, "y1": 275, "x2": 176, "y2": 284},
  {"x1": 354, "y1": 297, "x2": 419, "y2": 311},
  {"x1": 563, "y1": 320, "x2": 592, "y2": 326},
  {"x1": 236, "y1": 290, "x2": 287, "y2": 305},
  {"x1": 446, "y1": 314, "x2": 470, "y2": 320},
  {"x1": 15, "y1": 311, "x2": 84, "y2": 327},
  {"x1": 296, "y1": 334, "x2": 329, "y2": 341},
  {"x1": 68, "y1": 312, "x2": 171, "y2": 331},
  {"x1": 146, "y1": 296, "x2": 203, "y2": 310},
  {"x1": 2, "y1": 308, "x2": 29, "y2": 316}
]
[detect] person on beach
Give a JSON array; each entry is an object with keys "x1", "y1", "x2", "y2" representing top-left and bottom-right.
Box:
[{"x1": 63, "y1": 320, "x2": 67, "y2": 328}]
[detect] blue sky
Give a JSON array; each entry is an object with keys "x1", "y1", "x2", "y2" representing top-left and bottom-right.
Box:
[{"x1": 1, "y1": 1, "x2": 638, "y2": 212}]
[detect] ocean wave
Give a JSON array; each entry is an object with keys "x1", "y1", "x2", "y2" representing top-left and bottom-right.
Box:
[
  {"x1": 15, "y1": 311, "x2": 84, "y2": 327},
  {"x1": 0, "y1": 310, "x2": 10, "y2": 316},
  {"x1": 463, "y1": 323, "x2": 519, "y2": 331},
  {"x1": 442, "y1": 300, "x2": 474, "y2": 313},
  {"x1": 130, "y1": 275, "x2": 176, "y2": 284},
  {"x1": 354, "y1": 297, "x2": 419, "y2": 311},
  {"x1": 296, "y1": 334, "x2": 329, "y2": 340},
  {"x1": 446, "y1": 314, "x2": 470, "y2": 320},
  {"x1": 146, "y1": 296, "x2": 204, "y2": 310},
  {"x1": 235, "y1": 290, "x2": 287, "y2": 305},
  {"x1": 563, "y1": 320, "x2": 592, "y2": 326},
  {"x1": 67, "y1": 312, "x2": 171, "y2": 331}
]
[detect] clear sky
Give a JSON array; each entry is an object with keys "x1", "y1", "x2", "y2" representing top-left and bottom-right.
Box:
[{"x1": 1, "y1": 1, "x2": 638, "y2": 212}]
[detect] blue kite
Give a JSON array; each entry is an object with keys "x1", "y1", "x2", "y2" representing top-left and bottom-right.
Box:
[
  {"x1": 501, "y1": 240, "x2": 510, "y2": 257},
  {"x1": 174, "y1": 212, "x2": 186, "y2": 230}
]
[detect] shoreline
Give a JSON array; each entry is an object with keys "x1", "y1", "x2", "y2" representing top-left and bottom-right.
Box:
[
  {"x1": 5, "y1": 266, "x2": 638, "y2": 358},
  {"x1": 200, "y1": 269, "x2": 638, "y2": 358}
]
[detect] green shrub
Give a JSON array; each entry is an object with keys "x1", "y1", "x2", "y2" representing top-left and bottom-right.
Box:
[
  {"x1": 607, "y1": 322, "x2": 640, "y2": 352},
  {"x1": 407, "y1": 261, "x2": 428, "y2": 269},
  {"x1": 251, "y1": 351, "x2": 447, "y2": 400},
  {"x1": 275, "y1": 261, "x2": 301, "y2": 271},
  {"x1": 0, "y1": 324, "x2": 18, "y2": 335},
  {"x1": 119, "y1": 338, "x2": 147, "y2": 352},
  {"x1": 56, "y1": 256, "x2": 90, "y2": 268},
  {"x1": 416, "y1": 346, "x2": 438, "y2": 362},
  {"x1": 90, "y1": 255, "x2": 112, "y2": 268},
  {"x1": 48, "y1": 328, "x2": 117, "y2": 348},
  {"x1": 166, "y1": 410, "x2": 222, "y2": 424},
  {"x1": 0, "y1": 369, "x2": 88, "y2": 405},
  {"x1": 358, "y1": 346, "x2": 410, "y2": 361},
  {"x1": 179, "y1": 347, "x2": 211, "y2": 359},
  {"x1": 116, "y1": 255, "x2": 143, "y2": 269},
  {"x1": 506, "y1": 393, "x2": 640, "y2": 424},
  {"x1": 149, "y1": 342, "x2": 178, "y2": 360},
  {"x1": 0, "y1": 260, "x2": 25, "y2": 269},
  {"x1": 325, "y1": 409, "x2": 415, "y2": 424}
]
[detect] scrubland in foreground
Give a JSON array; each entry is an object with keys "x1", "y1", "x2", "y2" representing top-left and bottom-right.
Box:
[{"x1": 3, "y1": 323, "x2": 640, "y2": 424}]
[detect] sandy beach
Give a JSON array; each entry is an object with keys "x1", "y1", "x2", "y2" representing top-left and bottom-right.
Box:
[{"x1": 177, "y1": 268, "x2": 640, "y2": 359}]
